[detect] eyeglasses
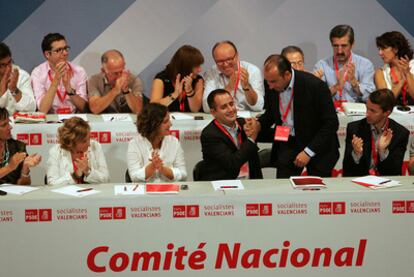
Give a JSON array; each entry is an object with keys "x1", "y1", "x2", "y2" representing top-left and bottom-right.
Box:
[
  {"x1": 49, "y1": 46, "x2": 71, "y2": 55},
  {"x1": 0, "y1": 58, "x2": 13, "y2": 69},
  {"x1": 290, "y1": 61, "x2": 304, "y2": 67},
  {"x1": 215, "y1": 53, "x2": 237, "y2": 66}
]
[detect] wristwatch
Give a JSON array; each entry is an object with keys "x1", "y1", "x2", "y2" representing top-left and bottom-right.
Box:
[
  {"x1": 67, "y1": 88, "x2": 76, "y2": 96},
  {"x1": 122, "y1": 88, "x2": 132, "y2": 95},
  {"x1": 169, "y1": 94, "x2": 176, "y2": 101}
]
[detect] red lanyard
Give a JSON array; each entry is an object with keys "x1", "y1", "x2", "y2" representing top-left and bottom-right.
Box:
[
  {"x1": 179, "y1": 92, "x2": 186, "y2": 112},
  {"x1": 278, "y1": 87, "x2": 294, "y2": 123},
  {"x1": 72, "y1": 160, "x2": 83, "y2": 184},
  {"x1": 48, "y1": 64, "x2": 72, "y2": 103},
  {"x1": 221, "y1": 60, "x2": 241, "y2": 98},
  {"x1": 214, "y1": 119, "x2": 242, "y2": 147},
  {"x1": 371, "y1": 119, "x2": 389, "y2": 170},
  {"x1": 334, "y1": 54, "x2": 352, "y2": 100},
  {"x1": 390, "y1": 67, "x2": 408, "y2": 106}
]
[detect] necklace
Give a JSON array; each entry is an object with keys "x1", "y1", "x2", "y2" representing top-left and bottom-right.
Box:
[{"x1": 0, "y1": 141, "x2": 9, "y2": 167}]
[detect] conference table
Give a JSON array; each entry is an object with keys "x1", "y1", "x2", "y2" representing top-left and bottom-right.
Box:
[
  {"x1": 1, "y1": 177, "x2": 413, "y2": 276},
  {"x1": 10, "y1": 111, "x2": 414, "y2": 185}
]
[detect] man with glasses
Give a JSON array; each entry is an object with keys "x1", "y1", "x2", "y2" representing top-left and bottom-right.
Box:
[
  {"x1": 314, "y1": 25, "x2": 375, "y2": 104},
  {"x1": 31, "y1": 33, "x2": 88, "y2": 114},
  {"x1": 0, "y1": 43, "x2": 36, "y2": 114},
  {"x1": 203, "y1": 41, "x2": 264, "y2": 113},
  {"x1": 88, "y1": 50, "x2": 143, "y2": 114}
]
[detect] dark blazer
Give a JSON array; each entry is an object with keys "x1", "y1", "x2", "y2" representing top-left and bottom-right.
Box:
[
  {"x1": 200, "y1": 118, "x2": 263, "y2": 181},
  {"x1": 343, "y1": 118, "x2": 409, "y2": 176},
  {"x1": 259, "y1": 70, "x2": 340, "y2": 174}
]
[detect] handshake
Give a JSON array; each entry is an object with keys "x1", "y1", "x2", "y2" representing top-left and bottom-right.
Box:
[{"x1": 243, "y1": 118, "x2": 260, "y2": 141}]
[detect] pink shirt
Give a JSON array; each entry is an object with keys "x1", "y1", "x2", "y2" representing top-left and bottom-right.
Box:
[{"x1": 31, "y1": 61, "x2": 88, "y2": 114}]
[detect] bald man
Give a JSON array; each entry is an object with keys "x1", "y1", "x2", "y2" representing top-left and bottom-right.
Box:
[{"x1": 88, "y1": 50, "x2": 143, "y2": 114}]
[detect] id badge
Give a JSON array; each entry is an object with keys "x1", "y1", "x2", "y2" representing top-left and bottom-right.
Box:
[
  {"x1": 56, "y1": 106, "x2": 72, "y2": 114},
  {"x1": 238, "y1": 162, "x2": 249, "y2": 179},
  {"x1": 274, "y1": 125, "x2": 290, "y2": 142},
  {"x1": 333, "y1": 100, "x2": 347, "y2": 113},
  {"x1": 368, "y1": 168, "x2": 378, "y2": 176}
]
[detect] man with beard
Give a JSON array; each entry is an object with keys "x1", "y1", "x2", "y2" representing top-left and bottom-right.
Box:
[
  {"x1": 343, "y1": 89, "x2": 409, "y2": 176},
  {"x1": 314, "y1": 25, "x2": 375, "y2": 105}
]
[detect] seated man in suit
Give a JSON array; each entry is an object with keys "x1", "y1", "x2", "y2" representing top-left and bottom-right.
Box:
[
  {"x1": 199, "y1": 89, "x2": 262, "y2": 181},
  {"x1": 343, "y1": 88, "x2": 409, "y2": 176}
]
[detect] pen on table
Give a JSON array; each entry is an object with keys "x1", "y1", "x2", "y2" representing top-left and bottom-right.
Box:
[
  {"x1": 379, "y1": 180, "x2": 391, "y2": 184},
  {"x1": 220, "y1": 186, "x2": 238, "y2": 189},
  {"x1": 110, "y1": 117, "x2": 114, "y2": 121},
  {"x1": 133, "y1": 184, "x2": 139, "y2": 191},
  {"x1": 303, "y1": 188, "x2": 320, "y2": 191},
  {"x1": 124, "y1": 186, "x2": 127, "y2": 191},
  {"x1": 77, "y1": 188, "x2": 93, "y2": 193}
]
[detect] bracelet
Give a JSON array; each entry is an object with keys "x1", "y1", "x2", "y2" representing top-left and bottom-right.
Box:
[
  {"x1": 122, "y1": 88, "x2": 131, "y2": 95},
  {"x1": 169, "y1": 94, "x2": 176, "y2": 101},
  {"x1": 186, "y1": 91, "x2": 196, "y2": 98},
  {"x1": 21, "y1": 172, "x2": 30, "y2": 178},
  {"x1": 242, "y1": 87, "x2": 250, "y2": 91}
]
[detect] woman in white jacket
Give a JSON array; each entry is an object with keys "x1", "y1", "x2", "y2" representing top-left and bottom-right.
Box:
[
  {"x1": 127, "y1": 103, "x2": 187, "y2": 182},
  {"x1": 47, "y1": 117, "x2": 110, "y2": 185}
]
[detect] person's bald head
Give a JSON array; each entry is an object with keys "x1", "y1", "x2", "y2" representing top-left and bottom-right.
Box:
[{"x1": 101, "y1": 50, "x2": 126, "y2": 84}]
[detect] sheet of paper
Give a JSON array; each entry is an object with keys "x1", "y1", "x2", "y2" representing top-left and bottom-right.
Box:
[
  {"x1": 211, "y1": 180, "x2": 244, "y2": 191},
  {"x1": 51, "y1": 185, "x2": 99, "y2": 197},
  {"x1": 114, "y1": 184, "x2": 145, "y2": 195},
  {"x1": 58, "y1": 114, "x2": 88, "y2": 122},
  {"x1": 170, "y1": 113, "x2": 194, "y2": 120},
  {"x1": 237, "y1": 111, "x2": 251, "y2": 118},
  {"x1": 352, "y1": 176, "x2": 391, "y2": 185},
  {"x1": 101, "y1": 114, "x2": 133, "y2": 122},
  {"x1": 0, "y1": 184, "x2": 39, "y2": 195}
]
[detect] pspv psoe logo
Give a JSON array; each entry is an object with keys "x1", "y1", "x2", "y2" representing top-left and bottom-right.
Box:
[
  {"x1": 246, "y1": 203, "x2": 272, "y2": 216},
  {"x1": 319, "y1": 202, "x2": 346, "y2": 215},
  {"x1": 392, "y1": 200, "x2": 414, "y2": 214},
  {"x1": 173, "y1": 205, "x2": 199, "y2": 218},
  {"x1": 25, "y1": 209, "x2": 52, "y2": 222},
  {"x1": 99, "y1": 207, "x2": 126, "y2": 220},
  {"x1": 91, "y1": 131, "x2": 111, "y2": 144},
  {"x1": 16, "y1": 133, "x2": 42, "y2": 145},
  {"x1": 169, "y1": 130, "x2": 180, "y2": 140}
]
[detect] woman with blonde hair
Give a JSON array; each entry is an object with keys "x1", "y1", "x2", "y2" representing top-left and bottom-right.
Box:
[{"x1": 47, "y1": 117, "x2": 109, "y2": 185}]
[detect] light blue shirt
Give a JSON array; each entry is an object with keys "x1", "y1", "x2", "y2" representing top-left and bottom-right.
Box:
[
  {"x1": 314, "y1": 52, "x2": 375, "y2": 103},
  {"x1": 279, "y1": 70, "x2": 295, "y2": 136}
]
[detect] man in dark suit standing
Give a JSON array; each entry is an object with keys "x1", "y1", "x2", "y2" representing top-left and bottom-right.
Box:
[
  {"x1": 258, "y1": 54, "x2": 339, "y2": 178},
  {"x1": 200, "y1": 89, "x2": 262, "y2": 181},
  {"x1": 343, "y1": 89, "x2": 409, "y2": 176}
]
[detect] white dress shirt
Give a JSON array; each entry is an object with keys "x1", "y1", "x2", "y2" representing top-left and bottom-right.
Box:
[
  {"x1": 0, "y1": 66, "x2": 36, "y2": 114},
  {"x1": 203, "y1": 61, "x2": 264, "y2": 112},
  {"x1": 47, "y1": 140, "x2": 110, "y2": 185},
  {"x1": 127, "y1": 133, "x2": 187, "y2": 182}
]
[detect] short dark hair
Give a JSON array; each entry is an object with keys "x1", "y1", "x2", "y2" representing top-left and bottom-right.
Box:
[
  {"x1": 369, "y1": 89, "x2": 396, "y2": 112},
  {"x1": 212, "y1": 40, "x2": 238, "y2": 58},
  {"x1": 207, "y1": 89, "x2": 231, "y2": 110},
  {"x1": 329, "y1": 25, "x2": 354, "y2": 45},
  {"x1": 376, "y1": 31, "x2": 413, "y2": 60},
  {"x1": 263, "y1": 54, "x2": 292, "y2": 74},
  {"x1": 0, "y1": 107, "x2": 9, "y2": 121},
  {"x1": 137, "y1": 103, "x2": 168, "y2": 141},
  {"x1": 41, "y1": 33, "x2": 66, "y2": 53},
  {"x1": 165, "y1": 45, "x2": 204, "y2": 80},
  {"x1": 0, "y1": 43, "x2": 12, "y2": 60},
  {"x1": 281, "y1": 45, "x2": 304, "y2": 59}
]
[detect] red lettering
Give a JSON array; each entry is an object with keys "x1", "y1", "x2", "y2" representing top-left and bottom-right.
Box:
[
  {"x1": 215, "y1": 243, "x2": 240, "y2": 269},
  {"x1": 241, "y1": 249, "x2": 261, "y2": 268},
  {"x1": 163, "y1": 243, "x2": 174, "y2": 270},
  {"x1": 87, "y1": 246, "x2": 108, "y2": 273},
  {"x1": 290, "y1": 248, "x2": 310, "y2": 267},
  {"x1": 334, "y1": 247, "x2": 354, "y2": 266},
  {"x1": 263, "y1": 249, "x2": 278, "y2": 268},
  {"x1": 131, "y1": 252, "x2": 161, "y2": 271},
  {"x1": 312, "y1": 248, "x2": 332, "y2": 267},
  {"x1": 109, "y1": 252, "x2": 129, "y2": 272},
  {"x1": 174, "y1": 246, "x2": 188, "y2": 270},
  {"x1": 355, "y1": 239, "x2": 367, "y2": 266},
  {"x1": 279, "y1": 241, "x2": 290, "y2": 267}
]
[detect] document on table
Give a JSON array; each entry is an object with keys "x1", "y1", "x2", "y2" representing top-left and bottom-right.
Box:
[
  {"x1": 114, "y1": 184, "x2": 145, "y2": 195},
  {"x1": 102, "y1": 114, "x2": 133, "y2": 122},
  {"x1": 211, "y1": 180, "x2": 244, "y2": 191},
  {"x1": 0, "y1": 184, "x2": 39, "y2": 195},
  {"x1": 352, "y1": 176, "x2": 402, "y2": 189},
  {"x1": 170, "y1": 112, "x2": 194, "y2": 120},
  {"x1": 51, "y1": 185, "x2": 100, "y2": 197},
  {"x1": 58, "y1": 114, "x2": 88, "y2": 122}
]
